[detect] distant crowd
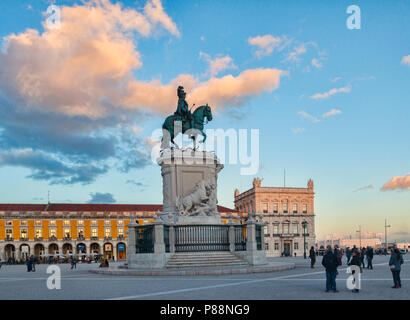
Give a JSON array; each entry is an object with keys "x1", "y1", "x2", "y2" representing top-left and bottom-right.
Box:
[{"x1": 307, "y1": 245, "x2": 404, "y2": 293}]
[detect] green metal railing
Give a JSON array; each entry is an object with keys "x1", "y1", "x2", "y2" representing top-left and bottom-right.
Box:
[{"x1": 135, "y1": 225, "x2": 154, "y2": 253}]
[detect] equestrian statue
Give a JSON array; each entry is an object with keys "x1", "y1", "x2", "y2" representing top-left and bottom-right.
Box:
[{"x1": 161, "y1": 86, "x2": 213, "y2": 149}]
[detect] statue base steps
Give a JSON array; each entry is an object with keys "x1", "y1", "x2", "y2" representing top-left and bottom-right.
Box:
[{"x1": 165, "y1": 252, "x2": 249, "y2": 268}]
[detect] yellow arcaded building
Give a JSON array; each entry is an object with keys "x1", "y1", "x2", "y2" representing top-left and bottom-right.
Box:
[{"x1": 0, "y1": 203, "x2": 236, "y2": 262}]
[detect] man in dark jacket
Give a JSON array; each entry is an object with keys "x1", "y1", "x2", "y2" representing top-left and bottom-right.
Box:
[
  {"x1": 360, "y1": 247, "x2": 366, "y2": 267},
  {"x1": 322, "y1": 246, "x2": 339, "y2": 292},
  {"x1": 345, "y1": 247, "x2": 352, "y2": 265},
  {"x1": 366, "y1": 246, "x2": 374, "y2": 269}
]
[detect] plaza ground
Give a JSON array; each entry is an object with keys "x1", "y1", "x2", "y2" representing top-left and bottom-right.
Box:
[{"x1": 0, "y1": 254, "x2": 408, "y2": 300}]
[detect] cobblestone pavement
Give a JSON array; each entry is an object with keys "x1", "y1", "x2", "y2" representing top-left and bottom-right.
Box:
[{"x1": 0, "y1": 255, "x2": 408, "y2": 300}]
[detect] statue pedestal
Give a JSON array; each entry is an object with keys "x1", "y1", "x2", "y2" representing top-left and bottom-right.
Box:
[{"x1": 157, "y1": 149, "x2": 224, "y2": 225}]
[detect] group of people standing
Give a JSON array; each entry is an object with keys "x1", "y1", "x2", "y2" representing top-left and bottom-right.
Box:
[
  {"x1": 314, "y1": 245, "x2": 404, "y2": 293},
  {"x1": 25, "y1": 255, "x2": 36, "y2": 272},
  {"x1": 345, "y1": 246, "x2": 374, "y2": 269}
]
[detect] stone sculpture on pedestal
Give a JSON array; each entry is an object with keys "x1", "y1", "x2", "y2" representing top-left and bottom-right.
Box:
[{"x1": 126, "y1": 86, "x2": 267, "y2": 269}]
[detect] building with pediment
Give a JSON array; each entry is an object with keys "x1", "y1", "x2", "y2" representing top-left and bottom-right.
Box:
[{"x1": 234, "y1": 178, "x2": 316, "y2": 257}]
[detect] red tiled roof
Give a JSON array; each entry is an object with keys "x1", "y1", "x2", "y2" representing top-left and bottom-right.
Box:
[
  {"x1": 0, "y1": 204, "x2": 47, "y2": 211},
  {"x1": 0, "y1": 203, "x2": 236, "y2": 213}
]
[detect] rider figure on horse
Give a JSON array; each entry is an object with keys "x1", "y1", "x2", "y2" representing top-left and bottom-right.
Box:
[{"x1": 174, "y1": 86, "x2": 194, "y2": 129}]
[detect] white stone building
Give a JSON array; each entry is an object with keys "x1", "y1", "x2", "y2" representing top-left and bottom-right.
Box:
[{"x1": 234, "y1": 178, "x2": 316, "y2": 257}]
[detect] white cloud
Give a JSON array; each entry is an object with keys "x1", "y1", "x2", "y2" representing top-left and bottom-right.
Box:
[
  {"x1": 322, "y1": 109, "x2": 342, "y2": 118},
  {"x1": 0, "y1": 0, "x2": 288, "y2": 184},
  {"x1": 283, "y1": 44, "x2": 307, "y2": 63},
  {"x1": 311, "y1": 58, "x2": 322, "y2": 69},
  {"x1": 401, "y1": 55, "x2": 410, "y2": 66},
  {"x1": 199, "y1": 52, "x2": 237, "y2": 77},
  {"x1": 331, "y1": 77, "x2": 342, "y2": 82},
  {"x1": 311, "y1": 86, "x2": 351, "y2": 100},
  {"x1": 291, "y1": 127, "x2": 306, "y2": 134},
  {"x1": 297, "y1": 111, "x2": 321, "y2": 123},
  {"x1": 248, "y1": 35, "x2": 289, "y2": 58},
  {"x1": 144, "y1": 0, "x2": 181, "y2": 37}
]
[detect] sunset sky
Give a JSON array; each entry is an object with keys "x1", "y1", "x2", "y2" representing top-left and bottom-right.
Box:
[{"x1": 0, "y1": 0, "x2": 408, "y2": 240}]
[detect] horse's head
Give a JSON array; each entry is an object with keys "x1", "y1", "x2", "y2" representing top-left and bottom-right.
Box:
[
  {"x1": 203, "y1": 104, "x2": 212, "y2": 122},
  {"x1": 192, "y1": 104, "x2": 213, "y2": 123}
]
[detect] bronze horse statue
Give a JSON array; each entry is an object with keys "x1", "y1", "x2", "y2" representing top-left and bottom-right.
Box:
[{"x1": 161, "y1": 104, "x2": 213, "y2": 149}]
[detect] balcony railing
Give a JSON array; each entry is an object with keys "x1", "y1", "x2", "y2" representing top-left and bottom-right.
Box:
[
  {"x1": 49, "y1": 236, "x2": 57, "y2": 241},
  {"x1": 104, "y1": 236, "x2": 112, "y2": 240},
  {"x1": 63, "y1": 236, "x2": 71, "y2": 241},
  {"x1": 20, "y1": 237, "x2": 28, "y2": 241},
  {"x1": 5, "y1": 237, "x2": 14, "y2": 241},
  {"x1": 118, "y1": 235, "x2": 125, "y2": 240},
  {"x1": 91, "y1": 236, "x2": 98, "y2": 240},
  {"x1": 77, "y1": 235, "x2": 85, "y2": 240},
  {"x1": 35, "y1": 237, "x2": 43, "y2": 241}
]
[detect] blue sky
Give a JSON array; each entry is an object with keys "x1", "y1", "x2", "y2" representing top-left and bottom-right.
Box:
[{"x1": 0, "y1": 0, "x2": 409, "y2": 240}]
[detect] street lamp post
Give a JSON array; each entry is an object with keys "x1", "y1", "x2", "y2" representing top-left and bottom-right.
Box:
[
  {"x1": 384, "y1": 219, "x2": 391, "y2": 252},
  {"x1": 302, "y1": 221, "x2": 308, "y2": 259},
  {"x1": 356, "y1": 225, "x2": 362, "y2": 249}
]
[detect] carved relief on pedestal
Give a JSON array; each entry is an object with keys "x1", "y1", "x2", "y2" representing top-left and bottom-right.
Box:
[{"x1": 176, "y1": 179, "x2": 218, "y2": 217}]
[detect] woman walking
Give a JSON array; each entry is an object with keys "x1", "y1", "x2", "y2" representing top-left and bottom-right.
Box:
[
  {"x1": 309, "y1": 246, "x2": 316, "y2": 268},
  {"x1": 389, "y1": 248, "x2": 404, "y2": 288}
]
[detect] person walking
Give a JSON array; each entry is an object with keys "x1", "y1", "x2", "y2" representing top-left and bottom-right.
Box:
[
  {"x1": 389, "y1": 248, "x2": 403, "y2": 288},
  {"x1": 31, "y1": 255, "x2": 36, "y2": 272},
  {"x1": 71, "y1": 255, "x2": 77, "y2": 269},
  {"x1": 309, "y1": 246, "x2": 316, "y2": 268},
  {"x1": 334, "y1": 245, "x2": 342, "y2": 267},
  {"x1": 360, "y1": 247, "x2": 366, "y2": 268},
  {"x1": 366, "y1": 246, "x2": 374, "y2": 269},
  {"x1": 322, "y1": 245, "x2": 339, "y2": 293},
  {"x1": 26, "y1": 257, "x2": 32, "y2": 272},
  {"x1": 345, "y1": 247, "x2": 352, "y2": 265},
  {"x1": 348, "y1": 250, "x2": 362, "y2": 293}
]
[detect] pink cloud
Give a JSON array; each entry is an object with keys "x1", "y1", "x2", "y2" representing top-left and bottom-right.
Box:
[
  {"x1": 381, "y1": 174, "x2": 410, "y2": 191},
  {"x1": 144, "y1": 0, "x2": 181, "y2": 37},
  {"x1": 120, "y1": 68, "x2": 285, "y2": 113},
  {"x1": 311, "y1": 86, "x2": 351, "y2": 100},
  {"x1": 199, "y1": 52, "x2": 237, "y2": 77},
  {"x1": 322, "y1": 109, "x2": 342, "y2": 118},
  {"x1": 248, "y1": 35, "x2": 287, "y2": 58},
  {"x1": 401, "y1": 55, "x2": 410, "y2": 66},
  {"x1": 298, "y1": 111, "x2": 321, "y2": 123},
  {"x1": 0, "y1": 0, "x2": 286, "y2": 120}
]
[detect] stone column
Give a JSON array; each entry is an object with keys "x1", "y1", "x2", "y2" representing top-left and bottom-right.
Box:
[
  {"x1": 126, "y1": 221, "x2": 138, "y2": 259},
  {"x1": 256, "y1": 219, "x2": 266, "y2": 251},
  {"x1": 169, "y1": 225, "x2": 175, "y2": 253},
  {"x1": 113, "y1": 243, "x2": 117, "y2": 261},
  {"x1": 228, "y1": 222, "x2": 235, "y2": 252},
  {"x1": 246, "y1": 219, "x2": 257, "y2": 252},
  {"x1": 16, "y1": 247, "x2": 21, "y2": 262},
  {"x1": 153, "y1": 221, "x2": 165, "y2": 254}
]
